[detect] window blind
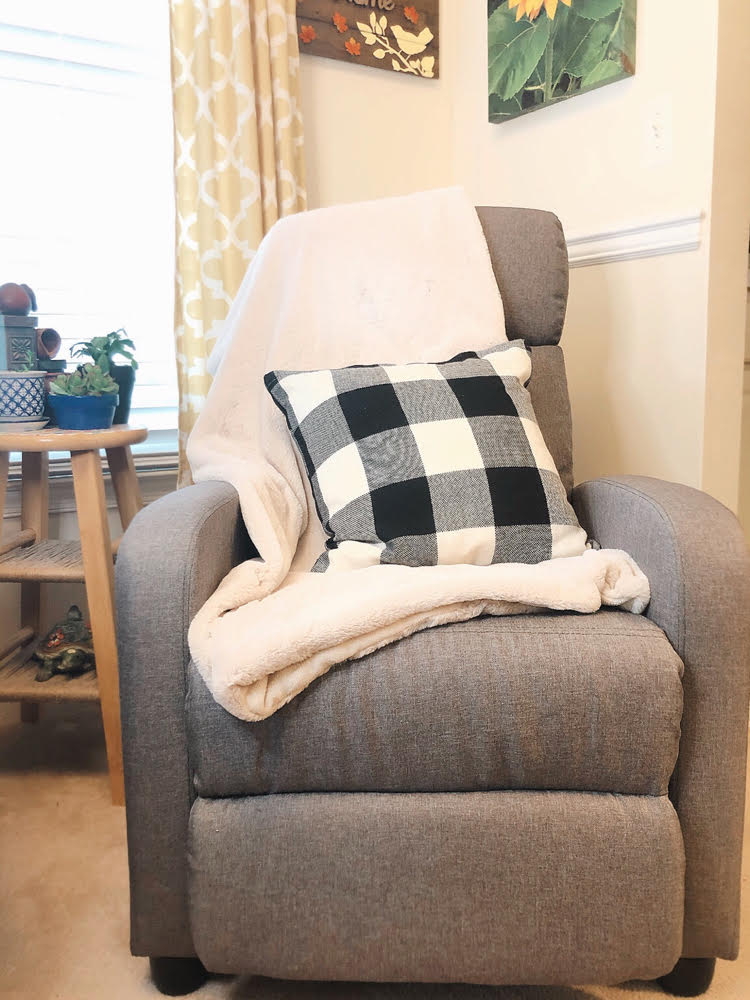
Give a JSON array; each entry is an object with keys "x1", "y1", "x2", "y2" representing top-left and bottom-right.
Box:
[{"x1": 0, "y1": 1, "x2": 177, "y2": 455}]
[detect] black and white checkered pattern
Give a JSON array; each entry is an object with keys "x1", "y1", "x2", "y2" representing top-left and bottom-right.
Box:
[{"x1": 264, "y1": 341, "x2": 585, "y2": 572}]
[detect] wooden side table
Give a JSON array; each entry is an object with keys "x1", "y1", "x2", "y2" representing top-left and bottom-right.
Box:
[{"x1": 0, "y1": 425, "x2": 147, "y2": 805}]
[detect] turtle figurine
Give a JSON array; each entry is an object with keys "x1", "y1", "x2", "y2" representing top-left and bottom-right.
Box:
[{"x1": 33, "y1": 605, "x2": 95, "y2": 682}]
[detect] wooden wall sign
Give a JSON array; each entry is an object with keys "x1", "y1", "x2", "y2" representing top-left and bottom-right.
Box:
[{"x1": 296, "y1": 0, "x2": 439, "y2": 78}]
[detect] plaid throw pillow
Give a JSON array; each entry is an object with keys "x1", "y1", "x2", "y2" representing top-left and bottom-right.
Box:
[{"x1": 264, "y1": 341, "x2": 586, "y2": 572}]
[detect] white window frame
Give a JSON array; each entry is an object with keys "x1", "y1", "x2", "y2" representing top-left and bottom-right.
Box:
[{"x1": 0, "y1": 2, "x2": 178, "y2": 475}]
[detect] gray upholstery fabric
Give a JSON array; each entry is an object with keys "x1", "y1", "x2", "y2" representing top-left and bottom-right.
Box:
[
  {"x1": 573, "y1": 476, "x2": 750, "y2": 961},
  {"x1": 116, "y1": 480, "x2": 253, "y2": 958},
  {"x1": 476, "y1": 207, "x2": 569, "y2": 347},
  {"x1": 187, "y1": 610, "x2": 682, "y2": 798},
  {"x1": 189, "y1": 790, "x2": 685, "y2": 984},
  {"x1": 528, "y1": 345, "x2": 574, "y2": 495}
]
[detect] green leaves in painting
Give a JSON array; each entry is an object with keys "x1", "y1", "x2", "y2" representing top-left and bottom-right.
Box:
[
  {"x1": 563, "y1": 10, "x2": 619, "y2": 79},
  {"x1": 488, "y1": 0, "x2": 636, "y2": 124},
  {"x1": 581, "y1": 58, "x2": 622, "y2": 87},
  {"x1": 575, "y1": 0, "x2": 623, "y2": 19},
  {"x1": 489, "y1": 94, "x2": 522, "y2": 119},
  {"x1": 488, "y1": 6, "x2": 550, "y2": 101}
]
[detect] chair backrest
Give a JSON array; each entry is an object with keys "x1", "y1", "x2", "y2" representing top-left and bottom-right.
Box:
[{"x1": 476, "y1": 206, "x2": 573, "y2": 493}]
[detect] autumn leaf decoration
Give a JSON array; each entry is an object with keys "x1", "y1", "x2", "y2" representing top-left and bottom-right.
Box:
[
  {"x1": 357, "y1": 10, "x2": 435, "y2": 77},
  {"x1": 345, "y1": 36, "x2": 361, "y2": 56},
  {"x1": 299, "y1": 23, "x2": 316, "y2": 44},
  {"x1": 332, "y1": 11, "x2": 347, "y2": 34}
]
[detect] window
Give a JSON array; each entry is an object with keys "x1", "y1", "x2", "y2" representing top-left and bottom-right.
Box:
[{"x1": 0, "y1": 1, "x2": 177, "y2": 456}]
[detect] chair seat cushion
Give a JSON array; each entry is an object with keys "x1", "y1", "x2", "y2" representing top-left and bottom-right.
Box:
[{"x1": 186, "y1": 609, "x2": 683, "y2": 798}]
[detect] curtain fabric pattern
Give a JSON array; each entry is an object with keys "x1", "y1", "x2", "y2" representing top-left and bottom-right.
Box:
[{"x1": 170, "y1": 0, "x2": 306, "y2": 480}]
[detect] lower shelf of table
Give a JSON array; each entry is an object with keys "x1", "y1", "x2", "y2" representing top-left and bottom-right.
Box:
[
  {"x1": 0, "y1": 538, "x2": 120, "y2": 583},
  {"x1": 0, "y1": 639, "x2": 99, "y2": 703}
]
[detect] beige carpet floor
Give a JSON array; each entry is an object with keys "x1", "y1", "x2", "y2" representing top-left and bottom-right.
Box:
[{"x1": 1, "y1": 701, "x2": 748, "y2": 1000}]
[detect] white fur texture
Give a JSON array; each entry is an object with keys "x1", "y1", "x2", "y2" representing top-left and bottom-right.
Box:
[{"x1": 187, "y1": 188, "x2": 649, "y2": 722}]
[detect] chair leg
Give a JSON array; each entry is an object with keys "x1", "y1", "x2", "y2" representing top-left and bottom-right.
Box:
[
  {"x1": 148, "y1": 956, "x2": 208, "y2": 996},
  {"x1": 658, "y1": 957, "x2": 716, "y2": 997}
]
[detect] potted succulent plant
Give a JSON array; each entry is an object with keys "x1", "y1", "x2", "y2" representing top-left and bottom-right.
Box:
[
  {"x1": 71, "y1": 328, "x2": 137, "y2": 425},
  {"x1": 48, "y1": 363, "x2": 119, "y2": 430}
]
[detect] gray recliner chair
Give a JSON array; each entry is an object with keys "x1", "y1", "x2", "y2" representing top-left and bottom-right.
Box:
[{"x1": 116, "y1": 208, "x2": 750, "y2": 998}]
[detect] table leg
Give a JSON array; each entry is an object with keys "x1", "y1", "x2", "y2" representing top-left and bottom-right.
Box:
[
  {"x1": 71, "y1": 448, "x2": 124, "y2": 806},
  {"x1": 105, "y1": 445, "x2": 143, "y2": 531},
  {"x1": 20, "y1": 452, "x2": 49, "y2": 724},
  {"x1": 0, "y1": 451, "x2": 9, "y2": 530}
]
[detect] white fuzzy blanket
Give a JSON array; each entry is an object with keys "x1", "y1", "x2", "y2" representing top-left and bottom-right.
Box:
[{"x1": 187, "y1": 188, "x2": 649, "y2": 722}]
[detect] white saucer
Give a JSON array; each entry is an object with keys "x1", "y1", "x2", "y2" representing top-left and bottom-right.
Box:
[{"x1": 0, "y1": 417, "x2": 49, "y2": 432}]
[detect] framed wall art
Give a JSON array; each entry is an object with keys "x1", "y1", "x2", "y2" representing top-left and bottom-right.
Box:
[
  {"x1": 297, "y1": 1, "x2": 439, "y2": 78},
  {"x1": 488, "y1": 0, "x2": 636, "y2": 123}
]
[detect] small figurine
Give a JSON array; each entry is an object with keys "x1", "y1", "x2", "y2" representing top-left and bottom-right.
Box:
[{"x1": 33, "y1": 606, "x2": 95, "y2": 682}]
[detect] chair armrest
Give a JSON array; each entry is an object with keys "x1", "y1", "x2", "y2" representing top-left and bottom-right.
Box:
[
  {"x1": 573, "y1": 475, "x2": 750, "y2": 959},
  {"x1": 116, "y1": 480, "x2": 252, "y2": 957}
]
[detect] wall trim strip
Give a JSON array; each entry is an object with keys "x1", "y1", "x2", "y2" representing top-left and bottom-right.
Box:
[{"x1": 566, "y1": 213, "x2": 703, "y2": 268}]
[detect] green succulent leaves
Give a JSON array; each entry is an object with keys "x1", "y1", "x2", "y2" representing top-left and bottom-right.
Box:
[
  {"x1": 49, "y1": 364, "x2": 119, "y2": 397},
  {"x1": 17, "y1": 348, "x2": 38, "y2": 372},
  {"x1": 71, "y1": 327, "x2": 138, "y2": 374},
  {"x1": 488, "y1": 0, "x2": 635, "y2": 123}
]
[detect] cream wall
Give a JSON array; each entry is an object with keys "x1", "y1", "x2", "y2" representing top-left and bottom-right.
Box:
[
  {"x1": 300, "y1": 1, "x2": 750, "y2": 508},
  {"x1": 299, "y1": 6, "x2": 458, "y2": 207},
  {"x1": 451, "y1": 2, "x2": 717, "y2": 238},
  {"x1": 564, "y1": 249, "x2": 710, "y2": 488}
]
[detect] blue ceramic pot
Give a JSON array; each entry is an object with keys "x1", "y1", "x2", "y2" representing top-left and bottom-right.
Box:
[{"x1": 48, "y1": 393, "x2": 118, "y2": 430}]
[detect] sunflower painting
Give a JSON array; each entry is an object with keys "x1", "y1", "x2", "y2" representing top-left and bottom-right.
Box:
[{"x1": 488, "y1": 0, "x2": 636, "y2": 123}]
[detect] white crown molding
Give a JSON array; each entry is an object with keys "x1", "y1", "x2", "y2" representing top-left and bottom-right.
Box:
[
  {"x1": 2, "y1": 453, "x2": 178, "y2": 520},
  {"x1": 567, "y1": 213, "x2": 703, "y2": 269}
]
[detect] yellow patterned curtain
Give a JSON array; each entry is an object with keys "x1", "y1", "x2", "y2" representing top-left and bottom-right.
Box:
[{"x1": 170, "y1": 0, "x2": 306, "y2": 481}]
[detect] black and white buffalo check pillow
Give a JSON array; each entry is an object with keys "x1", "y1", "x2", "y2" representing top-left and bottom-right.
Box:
[{"x1": 265, "y1": 341, "x2": 586, "y2": 572}]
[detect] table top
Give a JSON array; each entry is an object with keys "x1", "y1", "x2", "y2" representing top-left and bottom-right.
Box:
[{"x1": 0, "y1": 424, "x2": 148, "y2": 452}]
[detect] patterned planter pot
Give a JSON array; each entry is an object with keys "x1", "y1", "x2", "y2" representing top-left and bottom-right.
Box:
[{"x1": 0, "y1": 370, "x2": 46, "y2": 419}]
